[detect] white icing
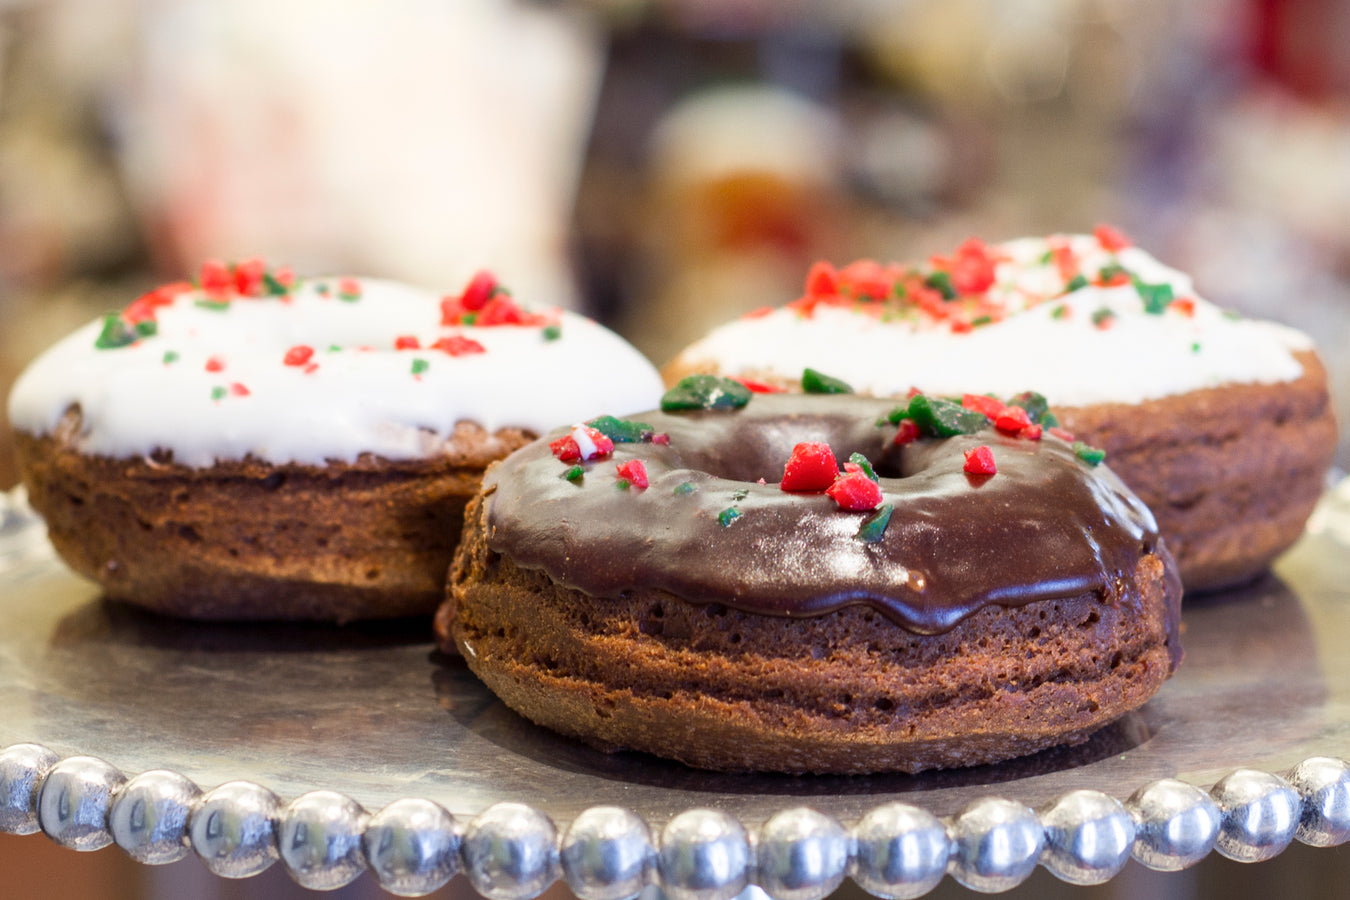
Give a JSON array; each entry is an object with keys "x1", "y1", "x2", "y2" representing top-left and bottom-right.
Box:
[
  {"x1": 676, "y1": 234, "x2": 1313, "y2": 406},
  {"x1": 8, "y1": 277, "x2": 665, "y2": 467}
]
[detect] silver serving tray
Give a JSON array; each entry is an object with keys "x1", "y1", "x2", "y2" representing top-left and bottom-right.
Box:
[{"x1": 2, "y1": 483, "x2": 1349, "y2": 897}]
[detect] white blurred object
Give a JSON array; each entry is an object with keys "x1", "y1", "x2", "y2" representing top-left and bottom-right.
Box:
[{"x1": 116, "y1": 0, "x2": 604, "y2": 306}]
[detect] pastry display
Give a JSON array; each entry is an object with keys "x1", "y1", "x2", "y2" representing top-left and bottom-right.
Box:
[
  {"x1": 7, "y1": 262, "x2": 664, "y2": 621},
  {"x1": 441, "y1": 384, "x2": 1182, "y2": 774},
  {"x1": 663, "y1": 228, "x2": 1338, "y2": 590}
]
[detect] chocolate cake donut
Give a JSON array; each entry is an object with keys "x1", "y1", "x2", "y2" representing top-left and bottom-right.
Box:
[
  {"x1": 663, "y1": 229, "x2": 1337, "y2": 590},
  {"x1": 8, "y1": 262, "x2": 663, "y2": 621},
  {"x1": 442, "y1": 386, "x2": 1182, "y2": 774}
]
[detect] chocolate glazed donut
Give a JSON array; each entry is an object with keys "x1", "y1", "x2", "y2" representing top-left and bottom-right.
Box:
[{"x1": 445, "y1": 393, "x2": 1183, "y2": 774}]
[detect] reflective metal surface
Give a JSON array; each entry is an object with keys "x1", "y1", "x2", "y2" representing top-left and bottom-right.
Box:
[{"x1": 3, "y1": 482, "x2": 1350, "y2": 894}]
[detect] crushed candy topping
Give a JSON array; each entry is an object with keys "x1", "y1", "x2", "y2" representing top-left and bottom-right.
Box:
[
  {"x1": 856, "y1": 504, "x2": 894, "y2": 543},
  {"x1": 550, "y1": 424, "x2": 615, "y2": 463},
  {"x1": 718, "y1": 507, "x2": 742, "y2": 527},
  {"x1": 616, "y1": 459, "x2": 649, "y2": 489},
  {"x1": 963, "y1": 445, "x2": 997, "y2": 476},
  {"x1": 587, "y1": 415, "x2": 655, "y2": 444},
  {"x1": 801, "y1": 367, "x2": 854, "y2": 394},
  {"x1": 1073, "y1": 441, "x2": 1106, "y2": 467},
  {"x1": 780, "y1": 442, "x2": 839, "y2": 492},
  {"x1": 661, "y1": 375, "x2": 752, "y2": 412},
  {"x1": 827, "y1": 467, "x2": 883, "y2": 511}
]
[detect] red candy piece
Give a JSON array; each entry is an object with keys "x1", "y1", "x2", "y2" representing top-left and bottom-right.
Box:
[
  {"x1": 804, "y1": 261, "x2": 840, "y2": 297},
  {"x1": 994, "y1": 405, "x2": 1031, "y2": 435},
  {"x1": 827, "y1": 468, "x2": 883, "y2": 511},
  {"x1": 284, "y1": 345, "x2": 315, "y2": 367},
  {"x1": 961, "y1": 394, "x2": 1005, "y2": 419},
  {"x1": 199, "y1": 259, "x2": 232, "y2": 296},
  {"x1": 229, "y1": 382, "x2": 251, "y2": 397},
  {"x1": 1049, "y1": 242, "x2": 1078, "y2": 282},
  {"x1": 1049, "y1": 426, "x2": 1076, "y2": 442},
  {"x1": 1094, "y1": 224, "x2": 1132, "y2": 252},
  {"x1": 652, "y1": 433, "x2": 670, "y2": 445},
  {"x1": 1170, "y1": 298, "x2": 1196, "y2": 317},
  {"x1": 439, "y1": 296, "x2": 465, "y2": 326},
  {"x1": 550, "y1": 436, "x2": 581, "y2": 462},
  {"x1": 431, "y1": 335, "x2": 487, "y2": 357},
  {"x1": 963, "y1": 445, "x2": 997, "y2": 476},
  {"x1": 394, "y1": 335, "x2": 420, "y2": 350},
  {"x1": 460, "y1": 270, "x2": 498, "y2": 311},
  {"x1": 476, "y1": 295, "x2": 526, "y2": 326},
  {"x1": 550, "y1": 425, "x2": 614, "y2": 463},
  {"x1": 737, "y1": 379, "x2": 785, "y2": 394},
  {"x1": 616, "y1": 460, "x2": 649, "y2": 489},
  {"x1": 780, "y1": 442, "x2": 839, "y2": 492},
  {"x1": 948, "y1": 238, "x2": 998, "y2": 295},
  {"x1": 204, "y1": 355, "x2": 225, "y2": 373},
  {"x1": 1019, "y1": 424, "x2": 1043, "y2": 441},
  {"x1": 123, "y1": 281, "x2": 190, "y2": 324},
  {"x1": 840, "y1": 259, "x2": 891, "y2": 299},
  {"x1": 233, "y1": 258, "x2": 266, "y2": 296},
  {"x1": 893, "y1": 419, "x2": 920, "y2": 446}
]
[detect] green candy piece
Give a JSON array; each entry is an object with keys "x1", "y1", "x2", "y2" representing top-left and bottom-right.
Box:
[
  {"x1": 661, "y1": 375, "x2": 751, "y2": 412},
  {"x1": 1091, "y1": 307, "x2": 1115, "y2": 327},
  {"x1": 542, "y1": 324, "x2": 562, "y2": 341},
  {"x1": 587, "y1": 415, "x2": 654, "y2": 444},
  {"x1": 1098, "y1": 263, "x2": 1127, "y2": 283},
  {"x1": 856, "y1": 504, "x2": 894, "y2": 543},
  {"x1": 906, "y1": 394, "x2": 988, "y2": 437},
  {"x1": 1041, "y1": 411, "x2": 1060, "y2": 428},
  {"x1": 1065, "y1": 274, "x2": 1089, "y2": 292},
  {"x1": 210, "y1": 386, "x2": 227, "y2": 401},
  {"x1": 674, "y1": 482, "x2": 697, "y2": 495},
  {"x1": 1073, "y1": 441, "x2": 1106, "y2": 467},
  {"x1": 94, "y1": 314, "x2": 139, "y2": 350},
  {"x1": 134, "y1": 320, "x2": 158, "y2": 338},
  {"x1": 162, "y1": 350, "x2": 179, "y2": 365},
  {"x1": 848, "y1": 452, "x2": 879, "y2": 483},
  {"x1": 563, "y1": 465, "x2": 584, "y2": 483},
  {"x1": 411, "y1": 358, "x2": 429, "y2": 376},
  {"x1": 802, "y1": 368, "x2": 854, "y2": 395},
  {"x1": 925, "y1": 270, "x2": 957, "y2": 299},
  {"x1": 262, "y1": 272, "x2": 290, "y2": 296},
  {"x1": 193, "y1": 299, "x2": 230, "y2": 312},
  {"x1": 1008, "y1": 391, "x2": 1050, "y2": 425},
  {"x1": 1133, "y1": 277, "x2": 1174, "y2": 314},
  {"x1": 717, "y1": 507, "x2": 741, "y2": 527},
  {"x1": 616, "y1": 479, "x2": 631, "y2": 490}
]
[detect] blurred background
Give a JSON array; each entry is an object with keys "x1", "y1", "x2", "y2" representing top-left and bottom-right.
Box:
[{"x1": 2, "y1": 0, "x2": 1350, "y2": 895}]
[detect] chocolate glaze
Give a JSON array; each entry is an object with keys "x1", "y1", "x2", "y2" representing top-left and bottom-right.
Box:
[{"x1": 484, "y1": 394, "x2": 1181, "y2": 663}]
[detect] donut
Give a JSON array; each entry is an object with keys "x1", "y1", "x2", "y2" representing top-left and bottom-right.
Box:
[
  {"x1": 663, "y1": 228, "x2": 1338, "y2": 591},
  {"x1": 441, "y1": 384, "x2": 1182, "y2": 774},
  {"x1": 7, "y1": 261, "x2": 663, "y2": 621}
]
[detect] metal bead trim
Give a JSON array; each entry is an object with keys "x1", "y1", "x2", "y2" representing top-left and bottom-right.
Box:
[
  {"x1": 756, "y1": 807, "x2": 851, "y2": 900},
  {"x1": 850, "y1": 802, "x2": 950, "y2": 900},
  {"x1": 1288, "y1": 756, "x2": 1350, "y2": 847},
  {"x1": 278, "y1": 790, "x2": 368, "y2": 890},
  {"x1": 1210, "y1": 769, "x2": 1300, "y2": 863},
  {"x1": 1126, "y1": 779, "x2": 1220, "y2": 871},
  {"x1": 0, "y1": 743, "x2": 59, "y2": 835},
  {"x1": 947, "y1": 797, "x2": 1044, "y2": 893},
  {"x1": 6, "y1": 743, "x2": 1350, "y2": 897},
  {"x1": 462, "y1": 801, "x2": 560, "y2": 900},
  {"x1": 1039, "y1": 790, "x2": 1134, "y2": 885},
  {"x1": 190, "y1": 780, "x2": 282, "y2": 879},
  {"x1": 109, "y1": 769, "x2": 201, "y2": 865},
  {"x1": 37, "y1": 755, "x2": 127, "y2": 851},
  {"x1": 364, "y1": 798, "x2": 461, "y2": 897},
  {"x1": 560, "y1": 805, "x2": 653, "y2": 900},
  {"x1": 658, "y1": 808, "x2": 751, "y2": 900}
]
